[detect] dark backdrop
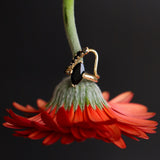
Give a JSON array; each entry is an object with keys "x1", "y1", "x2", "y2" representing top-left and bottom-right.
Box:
[{"x1": 1, "y1": 0, "x2": 160, "y2": 160}]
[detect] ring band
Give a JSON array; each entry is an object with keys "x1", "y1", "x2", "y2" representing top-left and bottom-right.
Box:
[{"x1": 65, "y1": 47, "x2": 100, "y2": 86}]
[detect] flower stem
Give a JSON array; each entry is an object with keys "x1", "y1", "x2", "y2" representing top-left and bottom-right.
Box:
[{"x1": 63, "y1": 0, "x2": 81, "y2": 57}]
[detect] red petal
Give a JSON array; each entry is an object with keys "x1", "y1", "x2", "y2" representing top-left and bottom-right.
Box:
[
  {"x1": 4, "y1": 110, "x2": 32, "y2": 128},
  {"x1": 102, "y1": 91, "x2": 110, "y2": 101},
  {"x1": 79, "y1": 128, "x2": 96, "y2": 138},
  {"x1": 103, "y1": 106, "x2": 117, "y2": 119},
  {"x1": 31, "y1": 121, "x2": 51, "y2": 131},
  {"x1": 61, "y1": 135, "x2": 75, "y2": 144},
  {"x1": 29, "y1": 114, "x2": 42, "y2": 122},
  {"x1": 123, "y1": 132, "x2": 139, "y2": 141},
  {"x1": 112, "y1": 137, "x2": 126, "y2": 149},
  {"x1": 15, "y1": 129, "x2": 34, "y2": 136},
  {"x1": 86, "y1": 105, "x2": 103, "y2": 122},
  {"x1": 138, "y1": 126, "x2": 157, "y2": 134},
  {"x1": 4, "y1": 116, "x2": 17, "y2": 125},
  {"x1": 41, "y1": 111, "x2": 68, "y2": 133},
  {"x1": 131, "y1": 112, "x2": 156, "y2": 120},
  {"x1": 101, "y1": 138, "x2": 111, "y2": 143},
  {"x1": 110, "y1": 102, "x2": 148, "y2": 115},
  {"x1": 3, "y1": 122, "x2": 23, "y2": 129},
  {"x1": 96, "y1": 130, "x2": 111, "y2": 139},
  {"x1": 9, "y1": 109, "x2": 32, "y2": 127},
  {"x1": 66, "y1": 105, "x2": 74, "y2": 123},
  {"x1": 49, "y1": 107, "x2": 57, "y2": 118},
  {"x1": 56, "y1": 107, "x2": 72, "y2": 127},
  {"x1": 102, "y1": 124, "x2": 121, "y2": 141},
  {"x1": 42, "y1": 132, "x2": 61, "y2": 145},
  {"x1": 73, "y1": 106, "x2": 83, "y2": 123},
  {"x1": 111, "y1": 109, "x2": 158, "y2": 127},
  {"x1": 37, "y1": 99, "x2": 47, "y2": 110},
  {"x1": 109, "y1": 91, "x2": 134, "y2": 103},
  {"x1": 95, "y1": 107, "x2": 114, "y2": 122},
  {"x1": 13, "y1": 133, "x2": 28, "y2": 138},
  {"x1": 28, "y1": 131, "x2": 49, "y2": 140},
  {"x1": 13, "y1": 102, "x2": 38, "y2": 113},
  {"x1": 95, "y1": 122, "x2": 121, "y2": 142},
  {"x1": 118, "y1": 123, "x2": 149, "y2": 139},
  {"x1": 41, "y1": 111, "x2": 60, "y2": 131},
  {"x1": 71, "y1": 127, "x2": 83, "y2": 139}
]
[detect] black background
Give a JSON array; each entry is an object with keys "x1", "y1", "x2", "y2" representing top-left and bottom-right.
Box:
[{"x1": 1, "y1": 0, "x2": 160, "y2": 160}]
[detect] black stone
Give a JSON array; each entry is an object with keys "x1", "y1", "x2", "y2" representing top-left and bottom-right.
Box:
[
  {"x1": 74, "y1": 56, "x2": 78, "y2": 59},
  {"x1": 77, "y1": 51, "x2": 82, "y2": 57},
  {"x1": 71, "y1": 62, "x2": 85, "y2": 85}
]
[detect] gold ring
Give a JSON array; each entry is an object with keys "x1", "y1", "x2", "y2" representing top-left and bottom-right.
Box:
[{"x1": 65, "y1": 47, "x2": 100, "y2": 87}]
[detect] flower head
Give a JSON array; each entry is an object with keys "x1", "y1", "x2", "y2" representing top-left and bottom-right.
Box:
[{"x1": 3, "y1": 78, "x2": 158, "y2": 149}]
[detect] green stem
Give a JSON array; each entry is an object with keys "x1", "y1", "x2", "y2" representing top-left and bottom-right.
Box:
[{"x1": 63, "y1": 0, "x2": 81, "y2": 57}]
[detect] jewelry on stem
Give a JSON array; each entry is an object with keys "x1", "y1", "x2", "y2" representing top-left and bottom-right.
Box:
[{"x1": 65, "y1": 47, "x2": 100, "y2": 87}]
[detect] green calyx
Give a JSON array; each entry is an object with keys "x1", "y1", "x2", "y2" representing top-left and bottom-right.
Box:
[
  {"x1": 47, "y1": 1, "x2": 106, "y2": 112},
  {"x1": 47, "y1": 77, "x2": 108, "y2": 111}
]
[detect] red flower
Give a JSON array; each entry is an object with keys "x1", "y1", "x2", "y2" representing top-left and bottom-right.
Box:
[{"x1": 3, "y1": 91, "x2": 157, "y2": 149}]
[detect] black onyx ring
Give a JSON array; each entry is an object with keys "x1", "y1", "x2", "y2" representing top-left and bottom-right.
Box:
[{"x1": 65, "y1": 47, "x2": 100, "y2": 87}]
